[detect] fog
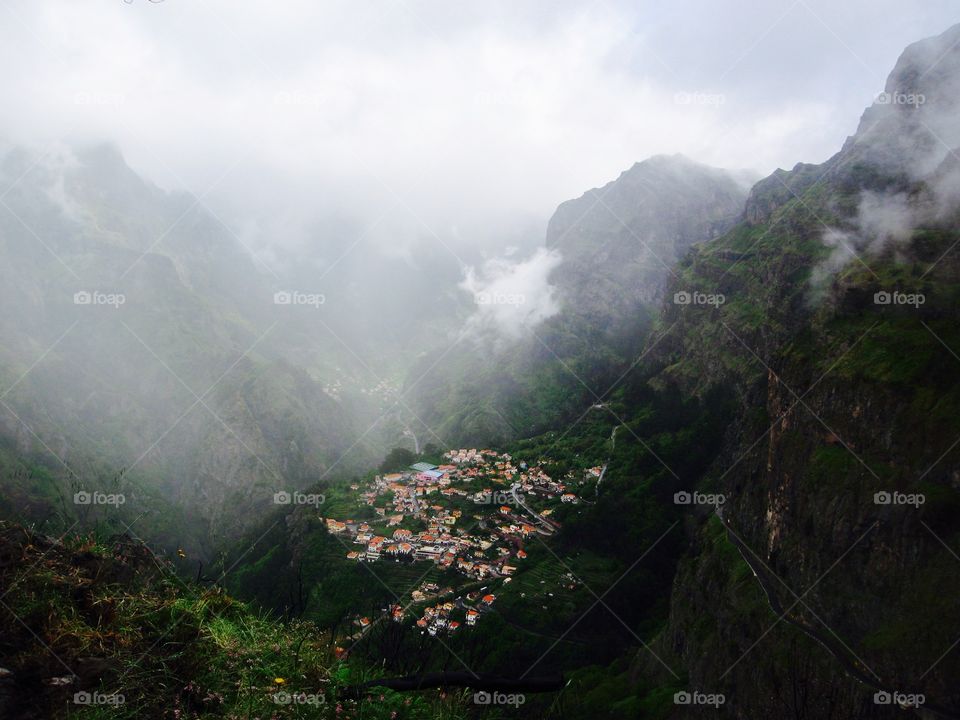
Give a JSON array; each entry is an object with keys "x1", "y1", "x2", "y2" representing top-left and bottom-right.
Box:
[
  {"x1": 1, "y1": 0, "x2": 957, "y2": 263},
  {"x1": 2, "y1": 2, "x2": 960, "y2": 539},
  {"x1": 459, "y1": 247, "x2": 563, "y2": 341},
  {"x1": 807, "y1": 22, "x2": 960, "y2": 298}
]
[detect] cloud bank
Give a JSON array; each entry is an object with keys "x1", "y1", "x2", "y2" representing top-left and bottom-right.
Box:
[
  {"x1": 1, "y1": 0, "x2": 957, "y2": 263},
  {"x1": 459, "y1": 248, "x2": 563, "y2": 340}
]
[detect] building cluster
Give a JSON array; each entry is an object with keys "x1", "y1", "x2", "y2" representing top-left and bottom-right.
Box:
[
  {"x1": 410, "y1": 589, "x2": 498, "y2": 635},
  {"x1": 326, "y1": 448, "x2": 583, "y2": 635}
]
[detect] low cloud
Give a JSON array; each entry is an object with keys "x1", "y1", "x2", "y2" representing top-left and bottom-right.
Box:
[
  {"x1": 458, "y1": 247, "x2": 562, "y2": 340},
  {"x1": 856, "y1": 190, "x2": 916, "y2": 250},
  {"x1": 2, "y1": 1, "x2": 954, "y2": 264},
  {"x1": 810, "y1": 190, "x2": 923, "y2": 301},
  {"x1": 809, "y1": 61, "x2": 960, "y2": 299}
]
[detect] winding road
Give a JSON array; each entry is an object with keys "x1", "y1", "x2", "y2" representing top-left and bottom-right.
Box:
[
  {"x1": 595, "y1": 425, "x2": 618, "y2": 498},
  {"x1": 509, "y1": 484, "x2": 556, "y2": 534}
]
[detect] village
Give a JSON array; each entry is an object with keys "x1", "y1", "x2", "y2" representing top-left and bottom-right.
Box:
[{"x1": 323, "y1": 448, "x2": 597, "y2": 638}]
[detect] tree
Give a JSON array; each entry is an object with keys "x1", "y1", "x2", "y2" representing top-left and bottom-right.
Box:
[{"x1": 380, "y1": 447, "x2": 416, "y2": 473}]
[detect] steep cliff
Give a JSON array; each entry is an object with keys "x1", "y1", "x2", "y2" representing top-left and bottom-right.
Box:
[
  {"x1": 635, "y1": 23, "x2": 960, "y2": 719},
  {"x1": 412, "y1": 155, "x2": 749, "y2": 445}
]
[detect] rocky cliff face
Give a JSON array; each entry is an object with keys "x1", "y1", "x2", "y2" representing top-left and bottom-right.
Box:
[
  {"x1": 411, "y1": 155, "x2": 750, "y2": 446},
  {"x1": 546, "y1": 153, "x2": 749, "y2": 329},
  {"x1": 635, "y1": 23, "x2": 960, "y2": 719}
]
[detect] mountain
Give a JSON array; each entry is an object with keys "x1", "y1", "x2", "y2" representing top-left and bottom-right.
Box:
[
  {"x1": 0, "y1": 144, "x2": 375, "y2": 550},
  {"x1": 325, "y1": 23, "x2": 959, "y2": 718},
  {"x1": 2, "y1": 20, "x2": 960, "y2": 720},
  {"x1": 617, "y1": 22, "x2": 960, "y2": 718},
  {"x1": 546, "y1": 153, "x2": 752, "y2": 323},
  {"x1": 411, "y1": 155, "x2": 749, "y2": 445}
]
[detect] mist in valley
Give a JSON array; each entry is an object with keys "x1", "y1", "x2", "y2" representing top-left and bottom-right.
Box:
[{"x1": 2, "y1": 3, "x2": 960, "y2": 719}]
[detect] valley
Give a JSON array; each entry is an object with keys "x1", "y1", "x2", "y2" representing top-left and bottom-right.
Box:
[{"x1": 1, "y1": 8, "x2": 960, "y2": 720}]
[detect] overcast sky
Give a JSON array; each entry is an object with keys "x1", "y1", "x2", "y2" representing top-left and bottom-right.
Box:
[{"x1": 0, "y1": 0, "x2": 957, "y2": 259}]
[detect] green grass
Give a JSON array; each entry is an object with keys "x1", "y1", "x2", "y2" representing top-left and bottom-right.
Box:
[{"x1": 0, "y1": 522, "x2": 472, "y2": 720}]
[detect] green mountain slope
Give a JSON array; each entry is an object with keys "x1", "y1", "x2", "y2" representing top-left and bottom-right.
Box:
[
  {"x1": 626, "y1": 21, "x2": 960, "y2": 718},
  {"x1": 0, "y1": 521, "x2": 470, "y2": 720},
  {"x1": 411, "y1": 155, "x2": 750, "y2": 446}
]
